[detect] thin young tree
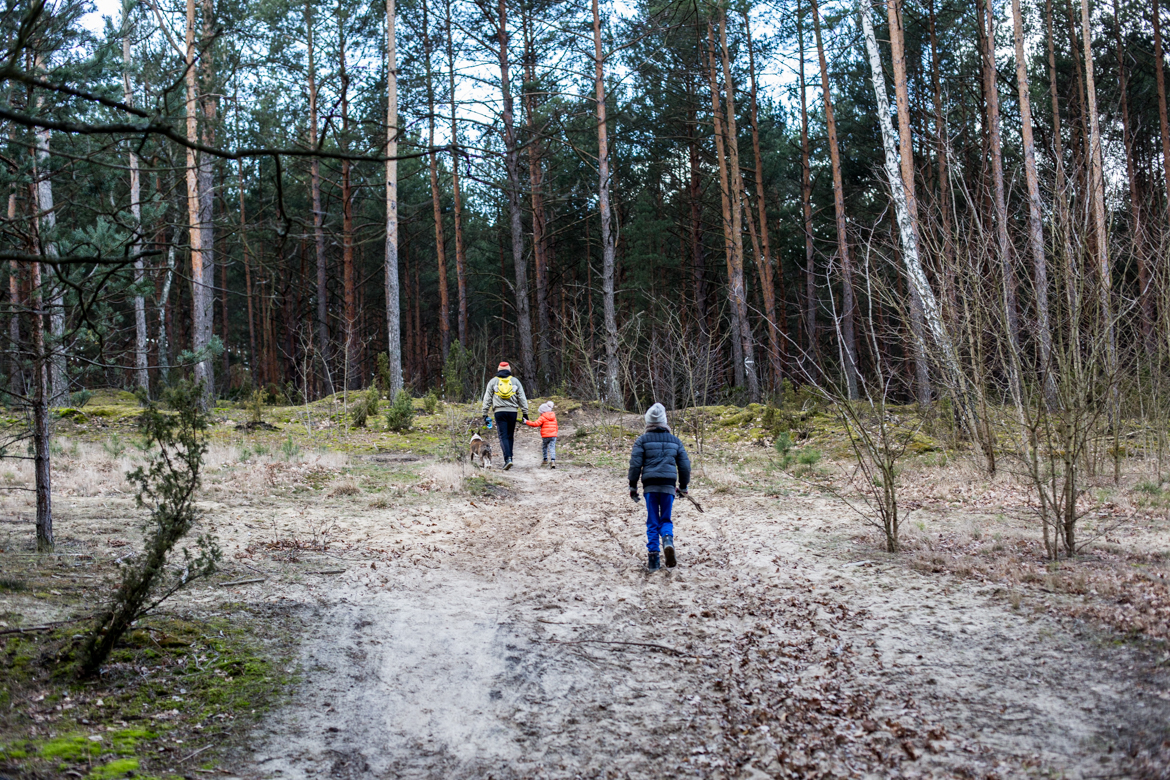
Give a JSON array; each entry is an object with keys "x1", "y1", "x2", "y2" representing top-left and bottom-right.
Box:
[
  {"x1": 593, "y1": 0, "x2": 621, "y2": 406},
  {"x1": 886, "y1": 0, "x2": 931, "y2": 406},
  {"x1": 705, "y1": 23, "x2": 745, "y2": 389},
  {"x1": 444, "y1": 0, "x2": 468, "y2": 347},
  {"x1": 798, "y1": 0, "x2": 817, "y2": 376},
  {"x1": 1080, "y1": 0, "x2": 1116, "y2": 383},
  {"x1": 983, "y1": 0, "x2": 1023, "y2": 405},
  {"x1": 718, "y1": 8, "x2": 760, "y2": 401},
  {"x1": 183, "y1": 0, "x2": 212, "y2": 406},
  {"x1": 123, "y1": 2, "x2": 149, "y2": 393},
  {"x1": 197, "y1": 0, "x2": 217, "y2": 404},
  {"x1": 306, "y1": 0, "x2": 330, "y2": 389},
  {"x1": 523, "y1": 8, "x2": 553, "y2": 387},
  {"x1": 493, "y1": 0, "x2": 538, "y2": 391},
  {"x1": 743, "y1": 7, "x2": 783, "y2": 388},
  {"x1": 385, "y1": 0, "x2": 403, "y2": 395},
  {"x1": 1154, "y1": 0, "x2": 1170, "y2": 215},
  {"x1": 1111, "y1": 0, "x2": 1153, "y2": 351},
  {"x1": 1011, "y1": 0, "x2": 1057, "y2": 405},
  {"x1": 422, "y1": 0, "x2": 451, "y2": 363},
  {"x1": 858, "y1": 0, "x2": 969, "y2": 420},
  {"x1": 811, "y1": 0, "x2": 859, "y2": 398},
  {"x1": 32, "y1": 63, "x2": 66, "y2": 405},
  {"x1": 338, "y1": 0, "x2": 359, "y2": 388}
]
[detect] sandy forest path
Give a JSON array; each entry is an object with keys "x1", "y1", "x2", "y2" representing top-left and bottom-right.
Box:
[{"x1": 245, "y1": 436, "x2": 1169, "y2": 779}]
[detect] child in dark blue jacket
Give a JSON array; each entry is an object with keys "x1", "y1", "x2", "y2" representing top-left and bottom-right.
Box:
[{"x1": 628, "y1": 402, "x2": 691, "y2": 570}]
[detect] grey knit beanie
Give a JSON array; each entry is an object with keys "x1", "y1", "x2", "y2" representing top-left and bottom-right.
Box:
[{"x1": 644, "y1": 402, "x2": 669, "y2": 430}]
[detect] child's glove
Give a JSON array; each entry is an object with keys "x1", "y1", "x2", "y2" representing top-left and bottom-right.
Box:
[{"x1": 630, "y1": 488, "x2": 639, "y2": 502}]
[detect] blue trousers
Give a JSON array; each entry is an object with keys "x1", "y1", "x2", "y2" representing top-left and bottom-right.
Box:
[
  {"x1": 541, "y1": 437, "x2": 556, "y2": 461},
  {"x1": 644, "y1": 493, "x2": 674, "y2": 552}
]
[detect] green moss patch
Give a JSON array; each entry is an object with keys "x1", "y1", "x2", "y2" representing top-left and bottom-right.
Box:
[
  {"x1": 0, "y1": 613, "x2": 292, "y2": 779},
  {"x1": 86, "y1": 757, "x2": 140, "y2": 778}
]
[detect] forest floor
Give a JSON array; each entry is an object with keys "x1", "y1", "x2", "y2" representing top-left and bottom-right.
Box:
[{"x1": 2, "y1": 395, "x2": 1170, "y2": 779}]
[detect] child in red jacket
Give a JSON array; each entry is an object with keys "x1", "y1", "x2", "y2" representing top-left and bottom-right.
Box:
[{"x1": 525, "y1": 401, "x2": 558, "y2": 468}]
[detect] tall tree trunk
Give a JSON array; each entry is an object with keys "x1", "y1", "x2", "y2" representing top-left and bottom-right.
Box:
[
  {"x1": 444, "y1": 0, "x2": 468, "y2": 347},
  {"x1": 799, "y1": 0, "x2": 818, "y2": 379},
  {"x1": 1012, "y1": 0, "x2": 1057, "y2": 404},
  {"x1": 185, "y1": 0, "x2": 210, "y2": 404},
  {"x1": 859, "y1": 0, "x2": 973, "y2": 432},
  {"x1": 32, "y1": 72, "x2": 66, "y2": 404},
  {"x1": 238, "y1": 159, "x2": 257, "y2": 383},
  {"x1": 31, "y1": 260, "x2": 51, "y2": 551},
  {"x1": 718, "y1": 8, "x2": 759, "y2": 402},
  {"x1": 1065, "y1": 0, "x2": 1091, "y2": 194},
  {"x1": 123, "y1": 15, "x2": 149, "y2": 393},
  {"x1": 385, "y1": 0, "x2": 403, "y2": 395},
  {"x1": 743, "y1": 8, "x2": 783, "y2": 389},
  {"x1": 887, "y1": 0, "x2": 932, "y2": 406},
  {"x1": 983, "y1": 0, "x2": 1023, "y2": 405},
  {"x1": 1046, "y1": 0, "x2": 1081, "y2": 330},
  {"x1": 496, "y1": 0, "x2": 538, "y2": 392},
  {"x1": 423, "y1": 0, "x2": 451, "y2": 364},
  {"x1": 524, "y1": 12, "x2": 553, "y2": 387},
  {"x1": 156, "y1": 234, "x2": 176, "y2": 386},
  {"x1": 593, "y1": 0, "x2": 621, "y2": 406},
  {"x1": 687, "y1": 98, "x2": 708, "y2": 326},
  {"x1": 306, "y1": 0, "x2": 330, "y2": 389},
  {"x1": 811, "y1": 0, "x2": 859, "y2": 398},
  {"x1": 706, "y1": 25, "x2": 745, "y2": 389},
  {"x1": 1112, "y1": 0, "x2": 1154, "y2": 351},
  {"x1": 198, "y1": 0, "x2": 217, "y2": 403},
  {"x1": 1154, "y1": 0, "x2": 1170, "y2": 214},
  {"x1": 928, "y1": 0, "x2": 956, "y2": 328},
  {"x1": 7, "y1": 197, "x2": 21, "y2": 396},
  {"x1": 1080, "y1": 0, "x2": 1117, "y2": 388},
  {"x1": 339, "y1": 6, "x2": 358, "y2": 390}
]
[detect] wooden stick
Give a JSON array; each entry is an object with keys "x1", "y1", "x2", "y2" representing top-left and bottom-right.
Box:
[
  {"x1": 0, "y1": 624, "x2": 56, "y2": 636},
  {"x1": 309, "y1": 569, "x2": 345, "y2": 575},
  {"x1": 178, "y1": 744, "x2": 213, "y2": 763},
  {"x1": 0, "y1": 615, "x2": 91, "y2": 636},
  {"x1": 219, "y1": 578, "x2": 265, "y2": 587},
  {"x1": 542, "y1": 638, "x2": 684, "y2": 656}
]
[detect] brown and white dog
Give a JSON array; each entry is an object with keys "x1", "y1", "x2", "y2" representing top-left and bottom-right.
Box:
[{"x1": 470, "y1": 433, "x2": 493, "y2": 469}]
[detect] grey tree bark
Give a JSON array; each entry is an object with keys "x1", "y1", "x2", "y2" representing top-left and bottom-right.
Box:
[
  {"x1": 858, "y1": 0, "x2": 973, "y2": 425},
  {"x1": 717, "y1": 8, "x2": 760, "y2": 402},
  {"x1": 495, "y1": 0, "x2": 538, "y2": 393},
  {"x1": 593, "y1": 0, "x2": 621, "y2": 406},
  {"x1": 123, "y1": 8, "x2": 149, "y2": 393},
  {"x1": 306, "y1": 0, "x2": 331, "y2": 390},
  {"x1": 384, "y1": 0, "x2": 403, "y2": 395},
  {"x1": 1011, "y1": 0, "x2": 1057, "y2": 406},
  {"x1": 885, "y1": 0, "x2": 932, "y2": 407},
  {"x1": 811, "y1": 0, "x2": 858, "y2": 399},
  {"x1": 32, "y1": 60, "x2": 66, "y2": 405}
]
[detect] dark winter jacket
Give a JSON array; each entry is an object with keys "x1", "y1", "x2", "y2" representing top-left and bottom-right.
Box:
[{"x1": 628, "y1": 428, "x2": 691, "y2": 492}]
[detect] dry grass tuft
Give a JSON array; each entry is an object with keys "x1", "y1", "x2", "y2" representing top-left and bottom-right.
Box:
[
  {"x1": 420, "y1": 462, "x2": 465, "y2": 492},
  {"x1": 328, "y1": 479, "x2": 362, "y2": 497}
]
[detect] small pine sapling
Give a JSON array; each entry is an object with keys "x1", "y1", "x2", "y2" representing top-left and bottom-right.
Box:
[
  {"x1": 80, "y1": 382, "x2": 222, "y2": 676},
  {"x1": 384, "y1": 389, "x2": 414, "y2": 432},
  {"x1": 351, "y1": 386, "x2": 380, "y2": 428},
  {"x1": 423, "y1": 389, "x2": 440, "y2": 415},
  {"x1": 376, "y1": 352, "x2": 393, "y2": 397}
]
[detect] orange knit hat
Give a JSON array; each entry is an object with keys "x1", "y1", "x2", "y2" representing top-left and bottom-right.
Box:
[{"x1": 498, "y1": 361, "x2": 511, "y2": 371}]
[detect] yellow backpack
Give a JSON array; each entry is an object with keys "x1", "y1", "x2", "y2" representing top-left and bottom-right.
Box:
[{"x1": 495, "y1": 376, "x2": 516, "y2": 400}]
